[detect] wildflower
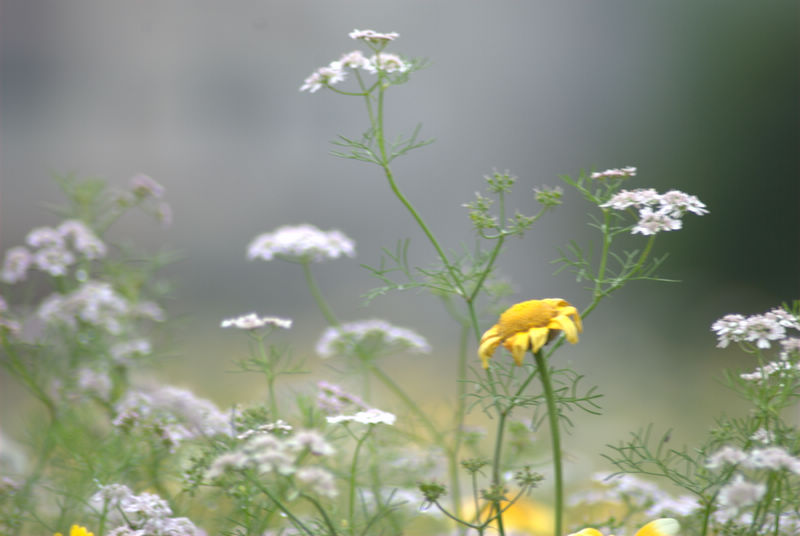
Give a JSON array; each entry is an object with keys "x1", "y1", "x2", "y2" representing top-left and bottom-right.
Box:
[
  {"x1": 221, "y1": 313, "x2": 292, "y2": 330},
  {"x1": 54, "y1": 525, "x2": 94, "y2": 536},
  {"x1": 591, "y1": 166, "x2": 637, "y2": 180},
  {"x1": 38, "y1": 281, "x2": 129, "y2": 334},
  {"x1": 129, "y1": 174, "x2": 165, "y2": 199},
  {"x1": 348, "y1": 29, "x2": 399, "y2": 43},
  {"x1": 478, "y1": 298, "x2": 582, "y2": 369},
  {"x1": 711, "y1": 314, "x2": 748, "y2": 348},
  {"x1": 316, "y1": 380, "x2": 369, "y2": 414},
  {"x1": 632, "y1": 207, "x2": 682, "y2": 236},
  {"x1": 706, "y1": 445, "x2": 747, "y2": 469},
  {"x1": 112, "y1": 385, "x2": 232, "y2": 449},
  {"x1": 1, "y1": 246, "x2": 32, "y2": 283},
  {"x1": 110, "y1": 338, "x2": 152, "y2": 363},
  {"x1": 338, "y1": 50, "x2": 371, "y2": 69},
  {"x1": 316, "y1": 319, "x2": 430, "y2": 358},
  {"x1": 247, "y1": 224, "x2": 355, "y2": 262},
  {"x1": 365, "y1": 53, "x2": 409, "y2": 74},
  {"x1": 26, "y1": 226, "x2": 64, "y2": 249},
  {"x1": 601, "y1": 188, "x2": 707, "y2": 236},
  {"x1": 569, "y1": 518, "x2": 679, "y2": 536},
  {"x1": 327, "y1": 408, "x2": 396, "y2": 426},
  {"x1": 57, "y1": 220, "x2": 106, "y2": 259},
  {"x1": 286, "y1": 429, "x2": 335, "y2": 456},
  {"x1": 295, "y1": 467, "x2": 338, "y2": 498},
  {"x1": 33, "y1": 246, "x2": 75, "y2": 276},
  {"x1": 300, "y1": 63, "x2": 347, "y2": 93},
  {"x1": 717, "y1": 474, "x2": 766, "y2": 511},
  {"x1": 744, "y1": 314, "x2": 786, "y2": 348},
  {"x1": 90, "y1": 484, "x2": 200, "y2": 536}
]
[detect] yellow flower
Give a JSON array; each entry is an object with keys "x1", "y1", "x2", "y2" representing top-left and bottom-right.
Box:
[
  {"x1": 478, "y1": 298, "x2": 582, "y2": 369},
  {"x1": 569, "y1": 518, "x2": 680, "y2": 536},
  {"x1": 462, "y1": 495, "x2": 554, "y2": 536},
  {"x1": 54, "y1": 525, "x2": 94, "y2": 536}
]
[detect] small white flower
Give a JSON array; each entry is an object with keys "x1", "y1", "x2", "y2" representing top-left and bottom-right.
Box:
[
  {"x1": 632, "y1": 207, "x2": 682, "y2": 236},
  {"x1": 591, "y1": 166, "x2": 637, "y2": 180},
  {"x1": 339, "y1": 50, "x2": 371, "y2": 70},
  {"x1": 348, "y1": 29, "x2": 399, "y2": 42},
  {"x1": 221, "y1": 313, "x2": 292, "y2": 330},
  {"x1": 365, "y1": 53, "x2": 409, "y2": 74},
  {"x1": 248, "y1": 224, "x2": 355, "y2": 263},
  {"x1": 26, "y1": 226, "x2": 64, "y2": 249},
  {"x1": 706, "y1": 445, "x2": 747, "y2": 469},
  {"x1": 129, "y1": 174, "x2": 165, "y2": 199},
  {"x1": 316, "y1": 319, "x2": 431, "y2": 358},
  {"x1": 327, "y1": 408, "x2": 396, "y2": 426},
  {"x1": 717, "y1": 474, "x2": 766, "y2": 510},
  {"x1": 659, "y1": 190, "x2": 709, "y2": 217},
  {"x1": 1, "y1": 246, "x2": 32, "y2": 284},
  {"x1": 744, "y1": 314, "x2": 786, "y2": 349},
  {"x1": 33, "y1": 246, "x2": 75, "y2": 276},
  {"x1": 712, "y1": 314, "x2": 748, "y2": 348},
  {"x1": 300, "y1": 63, "x2": 347, "y2": 93},
  {"x1": 296, "y1": 467, "x2": 338, "y2": 498},
  {"x1": 58, "y1": 220, "x2": 107, "y2": 260}
]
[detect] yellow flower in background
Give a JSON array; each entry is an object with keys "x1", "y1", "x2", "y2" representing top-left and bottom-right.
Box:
[
  {"x1": 478, "y1": 298, "x2": 582, "y2": 368},
  {"x1": 569, "y1": 518, "x2": 680, "y2": 536},
  {"x1": 463, "y1": 496, "x2": 554, "y2": 536},
  {"x1": 54, "y1": 525, "x2": 94, "y2": 536}
]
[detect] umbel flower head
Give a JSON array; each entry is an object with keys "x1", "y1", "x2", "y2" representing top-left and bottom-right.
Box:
[
  {"x1": 478, "y1": 299, "x2": 582, "y2": 369},
  {"x1": 569, "y1": 518, "x2": 679, "y2": 536}
]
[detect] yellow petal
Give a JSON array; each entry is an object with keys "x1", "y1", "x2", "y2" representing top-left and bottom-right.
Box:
[
  {"x1": 478, "y1": 327, "x2": 502, "y2": 369},
  {"x1": 550, "y1": 314, "x2": 579, "y2": 344},
  {"x1": 635, "y1": 519, "x2": 680, "y2": 536},
  {"x1": 568, "y1": 529, "x2": 605, "y2": 536},
  {"x1": 504, "y1": 332, "x2": 531, "y2": 365},
  {"x1": 527, "y1": 327, "x2": 550, "y2": 353}
]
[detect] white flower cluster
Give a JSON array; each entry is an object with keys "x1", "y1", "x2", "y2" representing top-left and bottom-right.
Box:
[
  {"x1": 37, "y1": 280, "x2": 163, "y2": 335},
  {"x1": 1, "y1": 219, "x2": 106, "y2": 283},
  {"x1": 711, "y1": 307, "x2": 800, "y2": 350},
  {"x1": 715, "y1": 475, "x2": 767, "y2": 523},
  {"x1": 207, "y1": 429, "x2": 337, "y2": 498},
  {"x1": 90, "y1": 483, "x2": 200, "y2": 536},
  {"x1": 327, "y1": 408, "x2": 397, "y2": 426},
  {"x1": 591, "y1": 166, "x2": 637, "y2": 180},
  {"x1": 221, "y1": 313, "x2": 292, "y2": 330},
  {"x1": 248, "y1": 224, "x2": 355, "y2": 263},
  {"x1": 706, "y1": 445, "x2": 800, "y2": 474},
  {"x1": 316, "y1": 380, "x2": 370, "y2": 415},
  {"x1": 348, "y1": 29, "x2": 399, "y2": 42},
  {"x1": 113, "y1": 385, "x2": 232, "y2": 450},
  {"x1": 316, "y1": 319, "x2": 431, "y2": 358},
  {"x1": 300, "y1": 30, "x2": 408, "y2": 93},
  {"x1": 600, "y1": 188, "x2": 708, "y2": 236},
  {"x1": 568, "y1": 473, "x2": 699, "y2": 518}
]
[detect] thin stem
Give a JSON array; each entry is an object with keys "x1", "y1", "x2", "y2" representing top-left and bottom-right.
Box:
[
  {"x1": 490, "y1": 412, "x2": 508, "y2": 536},
  {"x1": 301, "y1": 260, "x2": 339, "y2": 326},
  {"x1": 533, "y1": 350, "x2": 564, "y2": 536},
  {"x1": 348, "y1": 427, "x2": 372, "y2": 528},
  {"x1": 301, "y1": 493, "x2": 339, "y2": 536},
  {"x1": 370, "y1": 366, "x2": 445, "y2": 446}
]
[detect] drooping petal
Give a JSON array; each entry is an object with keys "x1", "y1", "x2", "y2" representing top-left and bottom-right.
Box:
[
  {"x1": 527, "y1": 327, "x2": 550, "y2": 354},
  {"x1": 504, "y1": 332, "x2": 531, "y2": 365},
  {"x1": 635, "y1": 518, "x2": 680, "y2": 536},
  {"x1": 550, "y1": 314, "x2": 579, "y2": 344},
  {"x1": 478, "y1": 326, "x2": 503, "y2": 368}
]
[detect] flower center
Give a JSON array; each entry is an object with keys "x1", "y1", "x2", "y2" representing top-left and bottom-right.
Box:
[{"x1": 496, "y1": 300, "x2": 556, "y2": 339}]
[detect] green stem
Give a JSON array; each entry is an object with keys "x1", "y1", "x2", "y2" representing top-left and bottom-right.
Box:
[
  {"x1": 533, "y1": 350, "x2": 563, "y2": 536},
  {"x1": 301, "y1": 493, "x2": 339, "y2": 536},
  {"x1": 250, "y1": 476, "x2": 315, "y2": 536},
  {"x1": 301, "y1": 260, "x2": 339, "y2": 326},
  {"x1": 348, "y1": 427, "x2": 372, "y2": 528}
]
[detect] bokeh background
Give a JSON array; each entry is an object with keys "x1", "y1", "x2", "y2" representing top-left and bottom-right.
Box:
[{"x1": 2, "y1": 1, "x2": 798, "y2": 481}]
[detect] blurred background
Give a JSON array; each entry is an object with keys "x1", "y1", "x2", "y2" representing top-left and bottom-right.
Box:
[{"x1": 1, "y1": 0, "x2": 798, "y2": 480}]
